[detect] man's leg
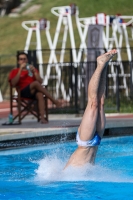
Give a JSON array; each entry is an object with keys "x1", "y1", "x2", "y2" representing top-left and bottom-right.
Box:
[
  {"x1": 29, "y1": 81, "x2": 60, "y2": 107},
  {"x1": 88, "y1": 65, "x2": 108, "y2": 164},
  {"x1": 36, "y1": 92, "x2": 48, "y2": 123},
  {"x1": 78, "y1": 50, "x2": 117, "y2": 164},
  {"x1": 78, "y1": 50, "x2": 116, "y2": 141},
  {"x1": 96, "y1": 65, "x2": 108, "y2": 138}
]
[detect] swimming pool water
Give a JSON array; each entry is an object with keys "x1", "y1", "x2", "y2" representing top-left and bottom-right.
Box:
[{"x1": 0, "y1": 135, "x2": 133, "y2": 200}]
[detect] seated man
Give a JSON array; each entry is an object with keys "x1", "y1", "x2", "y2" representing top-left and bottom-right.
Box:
[
  {"x1": 9, "y1": 52, "x2": 60, "y2": 124},
  {"x1": 64, "y1": 49, "x2": 117, "y2": 168}
]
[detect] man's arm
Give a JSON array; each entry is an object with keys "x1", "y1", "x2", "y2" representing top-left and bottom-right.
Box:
[
  {"x1": 30, "y1": 65, "x2": 43, "y2": 84},
  {"x1": 10, "y1": 63, "x2": 26, "y2": 86},
  {"x1": 11, "y1": 68, "x2": 22, "y2": 86},
  {"x1": 33, "y1": 71, "x2": 43, "y2": 84}
]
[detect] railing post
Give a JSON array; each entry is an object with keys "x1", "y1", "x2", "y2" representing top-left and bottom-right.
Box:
[
  {"x1": 106, "y1": 65, "x2": 109, "y2": 98},
  {"x1": 130, "y1": 61, "x2": 133, "y2": 99},
  {"x1": 74, "y1": 66, "x2": 78, "y2": 113},
  {"x1": 69, "y1": 48, "x2": 73, "y2": 104},
  {"x1": 116, "y1": 65, "x2": 120, "y2": 112},
  {"x1": 79, "y1": 49, "x2": 85, "y2": 111}
]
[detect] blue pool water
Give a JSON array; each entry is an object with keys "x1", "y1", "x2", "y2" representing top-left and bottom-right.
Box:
[{"x1": 0, "y1": 135, "x2": 133, "y2": 200}]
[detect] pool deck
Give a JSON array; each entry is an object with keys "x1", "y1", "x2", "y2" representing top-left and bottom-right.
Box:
[{"x1": 0, "y1": 101, "x2": 133, "y2": 149}]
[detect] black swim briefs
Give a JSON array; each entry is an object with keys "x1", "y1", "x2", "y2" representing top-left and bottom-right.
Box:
[{"x1": 20, "y1": 85, "x2": 36, "y2": 99}]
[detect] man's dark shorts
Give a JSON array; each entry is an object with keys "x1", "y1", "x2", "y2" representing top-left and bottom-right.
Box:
[{"x1": 20, "y1": 85, "x2": 36, "y2": 99}]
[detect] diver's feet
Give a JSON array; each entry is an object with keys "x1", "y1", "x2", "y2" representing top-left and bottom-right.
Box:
[{"x1": 97, "y1": 49, "x2": 117, "y2": 68}]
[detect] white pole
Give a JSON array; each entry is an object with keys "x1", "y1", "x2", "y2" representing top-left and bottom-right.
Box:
[{"x1": 0, "y1": 90, "x2": 3, "y2": 102}]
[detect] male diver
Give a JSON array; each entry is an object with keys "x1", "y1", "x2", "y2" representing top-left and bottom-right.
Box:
[{"x1": 64, "y1": 49, "x2": 117, "y2": 168}]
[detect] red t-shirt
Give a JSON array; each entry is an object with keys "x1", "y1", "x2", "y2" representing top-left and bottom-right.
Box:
[{"x1": 9, "y1": 68, "x2": 39, "y2": 90}]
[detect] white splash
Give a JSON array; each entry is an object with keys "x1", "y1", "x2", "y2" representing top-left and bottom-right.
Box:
[{"x1": 34, "y1": 154, "x2": 133, "y2": 183}]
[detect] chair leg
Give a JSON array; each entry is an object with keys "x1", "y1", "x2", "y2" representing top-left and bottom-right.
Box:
[
  {"x1": 10, "y1": 84, "x2": 13, "y2": 117},
  {"x1": 18, "y1": 89, "x2": 21, "y2": 124}
]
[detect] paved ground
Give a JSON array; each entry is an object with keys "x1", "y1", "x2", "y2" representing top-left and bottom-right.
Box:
[{"x1": 0, "y1": 101, "x2": 133, "y2": 145}]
